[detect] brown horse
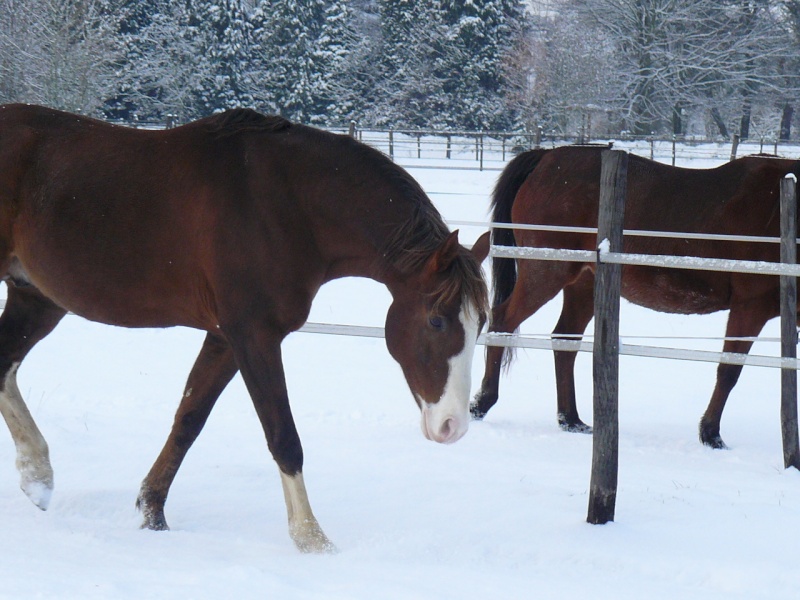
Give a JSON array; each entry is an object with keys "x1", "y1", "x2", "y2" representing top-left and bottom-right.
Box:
[
  {"x1": 0, "y1": 104, "x2": 489, "y2": 553},
  {"x1": 471, "y1": 145, "x2": 800, "y2": 449}
]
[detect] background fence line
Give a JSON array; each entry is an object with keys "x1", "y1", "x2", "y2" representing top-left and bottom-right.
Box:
[{"x1": 123, "y1": 117, "x2": 800, "y2": 169}]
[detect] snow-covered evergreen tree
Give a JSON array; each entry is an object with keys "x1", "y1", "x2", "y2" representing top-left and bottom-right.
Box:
[
  {"x1": 369, "y1": 0, "x2": 444, "y2": 126},
  {"x1": 433, "y1": 0, "x2": 529, "y2": 130},
  {"x1": 113, "y1": 0, "x2": 206, "y2": 121},
  {"x1": 250, "y1": 0, "x2": 354, "y2": 124},
  {"x1": 189, "y1": 0, "x2": 255, "y2": 114},
  {"x1": 370, "y1": 0, "x2": 529, "y2": 129}
]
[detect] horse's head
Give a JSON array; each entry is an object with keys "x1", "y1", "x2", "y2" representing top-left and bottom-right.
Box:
[{"x1": 385, "y1": 231, "x2": 490, "y2": 444}]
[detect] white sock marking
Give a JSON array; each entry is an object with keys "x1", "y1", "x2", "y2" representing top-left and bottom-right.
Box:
[{"x1": 0, "y1": 362, "x2": 54, "y2": 509}]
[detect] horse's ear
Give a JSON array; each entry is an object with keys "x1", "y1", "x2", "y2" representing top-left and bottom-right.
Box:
[
  {"x1": 471, "y1": 231, "x2": 491, "y2": 263},
  {"x1": 430, "y1": 230, "x2": 461, "y2": 273}
]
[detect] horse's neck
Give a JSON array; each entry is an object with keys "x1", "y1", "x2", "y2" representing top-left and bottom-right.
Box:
[{"x1": 313, "y1": 194, "x2": 424, "y2": 288}]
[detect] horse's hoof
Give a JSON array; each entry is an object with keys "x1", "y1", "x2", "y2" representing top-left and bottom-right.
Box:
[
  {"x1": 290, "y1": 520, "x2": 338, "y2": 554},
  {"x1": 17, "y1": 456, "x2": 54, "y2": 510},
  {"x1": 469, "y1": 402, "x2": 487, "y2": 421},
  {"x1": 136, "y1": 494, "x2": 170, "y2": 531},
  {"x1": 21, "y1": 476, "x2": 53, "y2": 511},
  {"x1": 702, "y1": 435, "x2": 728, "y2": 450},
  {"x1": 558, "y1": 414, "x2": 593, "y2": 434},
  {"x1": 140, "y1": 515, "x2": 170, "y2": 531},
  {"x1": 699, "y1": 420, "x2": 728, "y2": 449},
  {"x1": 470, "y1": 391, "x2": 497, "y2": 420}
]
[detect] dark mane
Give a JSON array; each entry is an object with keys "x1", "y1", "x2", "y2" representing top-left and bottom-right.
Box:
[
  {"x1": 204, "y1": 108, "x2": 291, "y2": 137},
  {"x1": 379, "y1": 177, "x2": 489, "y2": 318}
]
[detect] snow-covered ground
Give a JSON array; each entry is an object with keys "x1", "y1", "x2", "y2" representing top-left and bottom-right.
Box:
[{"x1": 2, "y1": 149, "x2": 800, "y2": 599}]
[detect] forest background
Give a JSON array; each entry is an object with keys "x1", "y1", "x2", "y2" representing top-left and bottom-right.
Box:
[{"x1": 1, "y1": 0, "x2": 799, "y2": 140}]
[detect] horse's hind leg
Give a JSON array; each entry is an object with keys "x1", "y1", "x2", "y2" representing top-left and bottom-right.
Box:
[
  {"x1": 698, "y1": 295, "x2": 774, "y2": 449},
  {"x1": 472, "y1": 260, "x2": 582, "y2": 419},
  {"x1": 0, "y1": 285, "x2": 66, "y2": 509},
  {"x1": 553, "y1": 268, "x2": 594, "y2": 433},
  {"x1": 137, "y1": 332, "x2": 238, "y2": 530}
]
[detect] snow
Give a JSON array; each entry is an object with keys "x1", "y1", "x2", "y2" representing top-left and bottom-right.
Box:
[{"x1": 2, "y1": 153, "x2": 800, "y2": 599}]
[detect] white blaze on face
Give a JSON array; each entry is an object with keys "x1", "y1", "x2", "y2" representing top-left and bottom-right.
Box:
[{"x1": 419, "y1": 302, "x2": 480, "y2": 444}]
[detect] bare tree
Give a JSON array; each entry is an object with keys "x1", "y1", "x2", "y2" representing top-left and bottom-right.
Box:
[
  {"x1": 0, "y1": 0, "x2": 122, "y2": 114},
  {"x1": 555, "y1": 0, "x2": 799, "y2": 137}
]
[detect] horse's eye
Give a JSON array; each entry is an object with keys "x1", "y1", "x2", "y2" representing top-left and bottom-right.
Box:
[{"x1": 429, "y1": 316, "x2": 445, "y2": 331}]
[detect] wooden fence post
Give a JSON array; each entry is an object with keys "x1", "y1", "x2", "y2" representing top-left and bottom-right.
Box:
[
  {"x1": 671, "y1": 135, "x2": 677, "y2": 166},
  {"x1": 588, "y1": 149, "x2": 628, "y2": 525},
  {"x1": 389, "y1": 129, "x2": 394, "y2": 160},
  {"x1": 730, "y1": 134, "x2": 740, "y2": 161},
  {"x1": 780, "y1": 174, "x2": 800, "y2": 470}
]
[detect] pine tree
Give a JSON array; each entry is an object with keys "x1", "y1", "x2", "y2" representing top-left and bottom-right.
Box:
[
  {"x1": 114, "y1": 0, "x2": 205, "y2": 121},
  {"x1": 310, "y1": 0, "x2": 357, "y2": 123},
  {"x1": 372, "y1": 0, "x2": 444, "y2": 127},
  {"x1": 433, "y1": 0, "x2": 529, "y2": 130},
  {"x1": 190, "y1": 0, "x2": 255, "y2": 114},
  {"x1": 251, "y1": 0, "x2": 354, "y2": 124}
]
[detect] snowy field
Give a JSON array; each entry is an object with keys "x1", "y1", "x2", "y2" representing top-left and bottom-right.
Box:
[{"x1": 2, "y1": 146, "x2": 800, "y2": 599}]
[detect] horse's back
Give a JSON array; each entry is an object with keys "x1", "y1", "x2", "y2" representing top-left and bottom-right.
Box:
[
  {"x1": 517, "y1": 146, "x2": 798, "y2": 241},
  {"x1": 0, "y1": 105, "x2": 254, "y2": 329},
  {"x1": 512, "y1": 145, "x2": 800, "y2": 314},
  {"x1": 0, "y1": 106, "x2": 365, "y2": 334}
]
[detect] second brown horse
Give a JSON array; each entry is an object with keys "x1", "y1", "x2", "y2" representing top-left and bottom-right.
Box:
[{"x1": 472, "y1": 146, "x2": 800, "y2": 449}]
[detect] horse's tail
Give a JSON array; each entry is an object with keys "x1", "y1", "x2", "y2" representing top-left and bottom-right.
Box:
[{"x1": 490, "y1": 149, "x2": 549, "y2": 309}]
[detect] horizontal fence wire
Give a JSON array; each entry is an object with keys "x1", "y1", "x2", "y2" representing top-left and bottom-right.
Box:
[
  {"x1": 489, "y1": 245, "x2": 800, "y2": 277},
  {"x1": 293, "y1": 322, "x2": 800, "y2": 370},
  {"x1": 447, "y1": 219, "x2": 785, "y2": 245}
]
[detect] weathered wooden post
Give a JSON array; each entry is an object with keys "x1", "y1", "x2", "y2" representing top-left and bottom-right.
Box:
[
  {"x1": 780, "y1": 174, "x2": 800, "y2": 470},
  {"x1": 587, "y1": 149, "x2": 628, "y2": 525},
  {"x1": 730, "y1": 134, "x2": 740, "y2": 161},
  {"x1": 388, "y1": 129, "x2": 394, "y2": 160},
  {"x1": 348, "y1": 121, "x2": 356, "y2": 138},
  {"x1": 671, "y1": 135, "x2": 676, "y2": 166}
]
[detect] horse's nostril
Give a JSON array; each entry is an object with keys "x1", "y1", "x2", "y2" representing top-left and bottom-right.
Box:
[{"x1": 439, "y1": 418, "x2": 454, "y2": 440}]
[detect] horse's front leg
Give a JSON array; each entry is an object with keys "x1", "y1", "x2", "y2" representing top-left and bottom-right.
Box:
[
  {"x1": 229, "y1": 325, "x2": 335, "y2": 554},
  {"x1": 137, "y1": 332, "x2": 238, "y2": 530}
]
